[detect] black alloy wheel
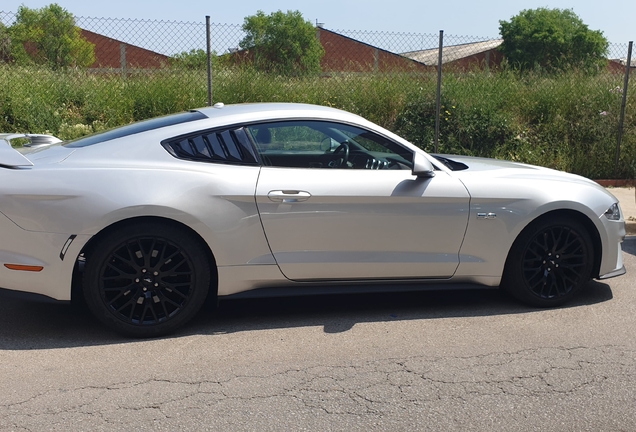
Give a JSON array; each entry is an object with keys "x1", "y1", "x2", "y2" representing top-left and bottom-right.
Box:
[
  {"x1": 83, "y1": 222, "x2": 211, "y2": 337},
  {"x1": 503, "y1": 217, "x2": 594, "y2": 307}
]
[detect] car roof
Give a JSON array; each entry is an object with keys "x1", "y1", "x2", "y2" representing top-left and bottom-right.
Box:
[
  {"x1": 194, "y1": 102, "x2": 366, "y2": 124},
  {"x1": 49, "y1": 102, "x2": 420, "y2": 164}
]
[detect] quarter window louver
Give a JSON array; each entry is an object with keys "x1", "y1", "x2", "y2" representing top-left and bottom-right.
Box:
[{"x1": 163, "y1": 128, "x2": 258, "y2": 165}]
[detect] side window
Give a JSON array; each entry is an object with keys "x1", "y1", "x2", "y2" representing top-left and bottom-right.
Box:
[
  {"x1": 246, "y1": 121, "x2": 413, "y2": 170},
  {"x1": 250, "y1": 123, "x2": 329, "y2": 152},
  {"x1": 163, "y1": 127, "x2": 258, "y2": 165}
]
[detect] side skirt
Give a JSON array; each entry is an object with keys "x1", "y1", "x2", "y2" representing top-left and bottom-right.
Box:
[{"x1": 222, "y1": 282, "x2": 495, "y2": 300}]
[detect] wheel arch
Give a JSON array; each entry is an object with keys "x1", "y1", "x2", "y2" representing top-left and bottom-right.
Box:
[
  {"x1": 506, "y1": 209, "x2": 602, "y2": 279},
  {"x1": 71, "y1": 216, "x2": 219, "y2": 304}
]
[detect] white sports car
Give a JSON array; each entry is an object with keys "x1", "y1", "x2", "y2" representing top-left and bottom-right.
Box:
[{"x1": 0, "y1": 103, "x2": 626, "y2": 337}]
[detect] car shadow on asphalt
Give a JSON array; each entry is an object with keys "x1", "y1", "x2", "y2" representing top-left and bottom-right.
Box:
[
  {"x1": 0, "y1": 279, "x2": 614, "y2": 350},
  {"x1": 195, "y1": 280, "x2": 613, "y2": 335},
  {"x1": 622, "y1": 236, "x2": 636, "y2": 256}
]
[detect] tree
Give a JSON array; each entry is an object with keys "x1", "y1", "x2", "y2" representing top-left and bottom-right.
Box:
[
  {"x1": 239, "y1": 10, "x2": 324, "y2": 76},
  {"x1": 499, "y1": 8, "x2": 608, "y2": 73},
  {"x1": 171, "y1": 49, "x2": 209, "y2": 70},
  {"x1": 9, "y1": 3, "x2": 95, "y2": 68},
  {"x1": 0, "y1": 23, "x2": 11, "y2": 62},
  {"x1": 170, "y1": 49, "x2": 230, "y2": 70}
]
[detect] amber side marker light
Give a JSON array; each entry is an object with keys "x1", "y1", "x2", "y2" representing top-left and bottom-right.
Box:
[{"x1": 4, "y1": 264, "x2": 44, "y2": 272}]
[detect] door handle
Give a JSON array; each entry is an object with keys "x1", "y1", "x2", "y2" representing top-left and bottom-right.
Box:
[{"x1": 267, "y1": 190, "x2": 311, "y2": 203}]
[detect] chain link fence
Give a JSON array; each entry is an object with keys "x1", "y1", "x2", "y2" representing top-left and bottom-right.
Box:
[{"x1": 0, "y1": 11, "x2": 634, "y2": 178}]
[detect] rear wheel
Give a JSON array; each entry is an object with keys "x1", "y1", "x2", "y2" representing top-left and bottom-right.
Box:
[
  {"x1": 83, "y1": 222, "x2": 211, "y2": 337},
  {"x1": 502, "y1": 216, "x2": 594, "y2": 307}
]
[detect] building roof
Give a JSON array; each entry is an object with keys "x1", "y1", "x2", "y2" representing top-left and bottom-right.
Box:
[
  {"x1": 402, "y1": 39, "x2": 503, "y2": 66},
  {"x1": 317, "y1": 27, "x2": 430, "y2": 72},
  {"x1": 609, "y1": 57, "x2": 636, "y2": 68}
]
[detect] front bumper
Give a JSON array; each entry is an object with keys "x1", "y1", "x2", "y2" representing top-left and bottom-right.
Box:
[{"x1": 599, "y1": 264, "x2": 626, "y2": 280}]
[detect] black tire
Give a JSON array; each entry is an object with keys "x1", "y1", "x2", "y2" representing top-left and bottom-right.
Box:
[
  {"x1": 502, "y1": 216, "x2": 594, "y2": 307},
  {"x1": 83, "y1": 222, "x2": 211, "y2": 337}
]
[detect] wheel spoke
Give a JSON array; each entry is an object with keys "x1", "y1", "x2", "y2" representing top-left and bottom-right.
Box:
[
  {"x1": 106, "y1": 286, "x2": 134, "y2": 305},
  {"x1": 162, "y1": 256, "x2": 187, "y2": 272},
  {"x1": 159, "y1": 296, "x2": 170, "y2": 318},
  {"x1": 138, "y1": 302, "x2": 158, "y2": 325},
  {"x1": 163, "y1": 292, "x2": 186, "y2": 308},
  {"x1": 162, "y1": 285, "x2": 188, "y2": 299},
  {"x1": 161, "y1": 270, "x2": 192, "y2": 278},
  {"x1": 539, "y1": 277, "x2": 553, "y2": 298},
  {"x1": 113, "y1": 248, "x2": 134, "y2": 266},
  {"x1": 156, "y1": 242, "x2": 176, "y2": 266},
  {"x1": 104, "y1": 261, "x2": 135, "y2": 277},
  {"x1": 550, "y1": 228, "x2": 564, "y2": 250},
  {"x1": 112, "y1": 296, "x2": 135, "y2": 314},
  {"x1": 558, "y1": 235, "x2": 580, "y2": 254}
]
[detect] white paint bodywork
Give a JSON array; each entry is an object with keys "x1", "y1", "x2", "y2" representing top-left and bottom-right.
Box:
[{"x1": 0, "y1": 103, "x2": 625, "y2": 301}]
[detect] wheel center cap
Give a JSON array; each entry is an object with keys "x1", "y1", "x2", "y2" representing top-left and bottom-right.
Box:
[{"x1": 140, "y1": 273, "x2": 157, "y2": 288}]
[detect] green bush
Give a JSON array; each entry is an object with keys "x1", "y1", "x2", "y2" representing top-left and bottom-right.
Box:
[
  {"x1": 0, "y1": 62, "x2": 634, "y2": 179},
  {"x1": 395, "y1": 73, "x2": 519, "y2": 156},
  {"x1": 499, "y1": 8, "x2": 608, "y2": 74},
  {"x1": 8, "y1": 4, "x2": 95, "y2": 69},
  {"x1": 239, "y1": 10, "x2": 324, "y2": 77}
]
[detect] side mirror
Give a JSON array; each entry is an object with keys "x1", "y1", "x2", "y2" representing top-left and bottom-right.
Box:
[{"x1": 412, "y1": 152, "x2": 436, "y2": 178}]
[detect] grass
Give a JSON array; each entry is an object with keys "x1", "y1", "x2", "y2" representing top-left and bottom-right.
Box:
[{"x1": 0, "y1": 64, "x2": 634, "y2": 179}]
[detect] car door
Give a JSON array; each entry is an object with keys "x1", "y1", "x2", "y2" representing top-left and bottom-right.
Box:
[{"x1": 250, "y1": 120, "x2": 471, "y2": 281}]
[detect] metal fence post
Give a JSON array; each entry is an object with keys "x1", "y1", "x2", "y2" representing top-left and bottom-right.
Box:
[
  {"x1": 434, "y1": 30, "x2": 444, "y2": 154},
  {"x1": 206, "y1": 16, "x2": 212, "y2": 106},
  {"x1": 119, "y1": 43, "x2": 127, "y2": 78},
  {"x1": 615, "y1": 41, "x2": 633, "y2": 176}
]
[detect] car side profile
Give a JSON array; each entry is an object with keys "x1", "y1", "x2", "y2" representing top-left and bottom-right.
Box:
[{"x1": 0, "y1": 103, "x2": 626, "y2": 337}]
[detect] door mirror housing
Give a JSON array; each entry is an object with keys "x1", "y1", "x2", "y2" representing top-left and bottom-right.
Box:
[{"x1": 412, "y1": 152, "x2": 436, "y2": 178}]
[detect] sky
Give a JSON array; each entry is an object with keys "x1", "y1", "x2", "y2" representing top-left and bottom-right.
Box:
[{"x1": 2, "y1": 0, "x2": 635, "y2": 44}]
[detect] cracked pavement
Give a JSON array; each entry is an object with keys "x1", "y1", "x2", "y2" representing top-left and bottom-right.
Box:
[{"x1": 1, "y1": 238, "x2": 636, "y2": 430}]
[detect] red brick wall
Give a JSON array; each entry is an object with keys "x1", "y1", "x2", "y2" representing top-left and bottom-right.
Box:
[
  {"x1": 318, "y1": 28, "x2": 430, "y2": 73},
  {"x1": 443, "y1": 49, "x2": 504, "y2": 71},
  {"x1": 81, "y1": 29, "x2": 169, "y2": 69}
]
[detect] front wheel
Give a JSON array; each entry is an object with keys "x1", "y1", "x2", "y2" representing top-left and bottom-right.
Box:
[
  {"x1": 502, "y1": 216, "x2": 594, "y2": 307},
  {"x1": 83, "y1": 222, "x2": 211, "y2": 337}
]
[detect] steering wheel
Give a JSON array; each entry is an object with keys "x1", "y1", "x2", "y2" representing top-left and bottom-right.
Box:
[{"x1": 332, "y1": 142, "x2": 350, "y2": 167}]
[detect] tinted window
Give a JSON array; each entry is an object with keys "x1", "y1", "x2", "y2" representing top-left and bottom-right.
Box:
[
  {"x1": 65, "y1": 111, "x2": 207, "y2": 148},
  {"x1": 246, "y1": 121, "x2": 413, "y2": 170}
]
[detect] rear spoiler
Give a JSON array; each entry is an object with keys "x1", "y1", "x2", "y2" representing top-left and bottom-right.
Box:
[{"x1": 0, "y1": 133, "x2": 62, "y2": 168}]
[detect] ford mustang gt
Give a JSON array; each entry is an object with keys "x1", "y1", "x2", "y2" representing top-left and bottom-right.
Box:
[{"x1": 0, "y1": 103, "x2": 626, "y2": 337}]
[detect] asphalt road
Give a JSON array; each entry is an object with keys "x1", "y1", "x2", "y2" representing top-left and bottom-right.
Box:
[{"x1": 1, "y1": 239, "x2": 635, "y2": 431}]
